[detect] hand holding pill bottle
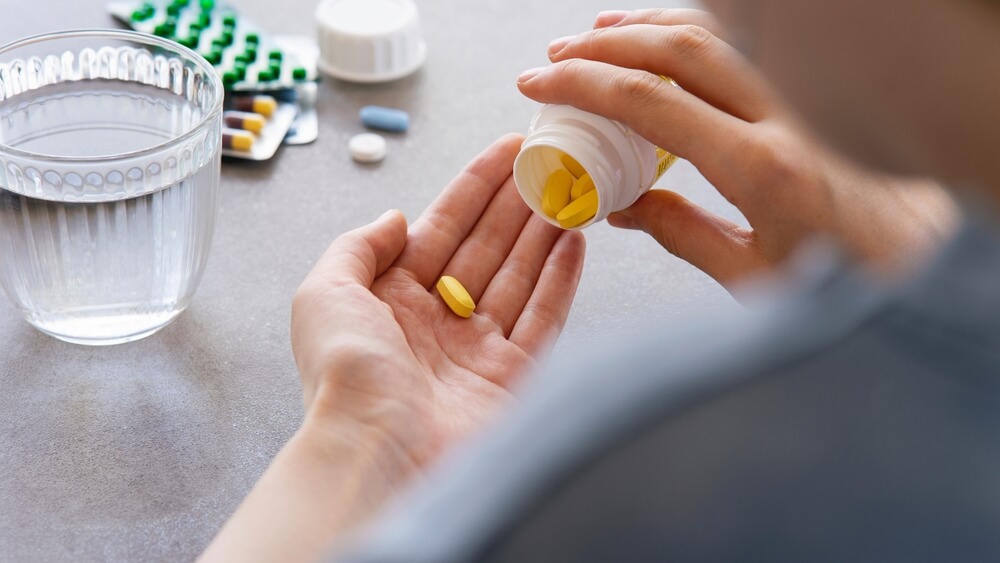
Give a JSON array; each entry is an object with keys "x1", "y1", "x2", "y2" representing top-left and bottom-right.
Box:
[{"x1": 513, "y1": 104, "x2": 678, "y2": 230}]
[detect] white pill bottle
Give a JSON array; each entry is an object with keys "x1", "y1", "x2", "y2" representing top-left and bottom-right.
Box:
[{"x1": 513, "y1": 104, "x2": 679, "y2": 230}]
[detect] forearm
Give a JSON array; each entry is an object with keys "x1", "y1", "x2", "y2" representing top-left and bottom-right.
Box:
[{"x1": 199, "y1": 414, "x2": 417, "y2": 563}]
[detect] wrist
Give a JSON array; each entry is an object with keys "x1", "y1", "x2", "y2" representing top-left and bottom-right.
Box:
[
  {"x1": 299, "y1": 408, "x2": 422, "y2": 516},
  {"x1": 304, "y1": 353, "x2": 439, "y2": 471},
  {"x1": 200, "y1": 411, "x2": 421, "y2": 563}
]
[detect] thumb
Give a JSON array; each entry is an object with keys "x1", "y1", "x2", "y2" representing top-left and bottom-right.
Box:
[
  {"x1": 608, "y1": 190, "x2": 767, "y2": 287},
  {"x1": 310, "y1": 209, "x2": 409, "y2": 288}
]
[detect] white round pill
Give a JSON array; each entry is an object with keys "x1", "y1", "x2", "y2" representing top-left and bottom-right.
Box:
[{"x1": 349, "y1": 132, "x2": 388, "y2": 163}]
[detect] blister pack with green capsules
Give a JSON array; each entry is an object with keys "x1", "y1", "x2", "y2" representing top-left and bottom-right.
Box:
[
  {"x1": 108, "y1": 0, "x2": 317, "y2": 91},
  {"x1": 108, "y1": 0, "x2": 319, "y2": 159}
]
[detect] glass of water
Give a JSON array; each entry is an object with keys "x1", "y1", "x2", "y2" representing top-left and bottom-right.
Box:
[{"x1": 0, "y1": 30, "x2": 223, "y2": 345}]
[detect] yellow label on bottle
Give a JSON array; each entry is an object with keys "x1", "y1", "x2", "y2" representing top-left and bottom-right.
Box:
[{"x1": 654, "y1": 147, "x2": 679, "y2": 181}]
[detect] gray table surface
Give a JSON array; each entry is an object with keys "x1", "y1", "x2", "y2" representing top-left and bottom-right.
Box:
[{"x1": 0, "y1": 0, "x2": 743, "y2": 560}]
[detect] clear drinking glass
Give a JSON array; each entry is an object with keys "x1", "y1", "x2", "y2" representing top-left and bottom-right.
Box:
[{"x1": 0, "y1": 30, "x2": 223, "y2": 345}]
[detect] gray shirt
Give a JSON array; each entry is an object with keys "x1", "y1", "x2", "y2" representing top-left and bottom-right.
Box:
[{"x1": 335, "y1": 215, "x2": 1000, "y2": 562}]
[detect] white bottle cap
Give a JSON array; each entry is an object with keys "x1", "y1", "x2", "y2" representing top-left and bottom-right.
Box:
[{"x1": 315, "y1": 0, "x2": 427, "y2": 83}]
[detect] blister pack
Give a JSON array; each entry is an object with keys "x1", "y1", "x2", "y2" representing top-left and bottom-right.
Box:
[{"x1": 109, "y1": 0, "x2": 319, "y2": 159}]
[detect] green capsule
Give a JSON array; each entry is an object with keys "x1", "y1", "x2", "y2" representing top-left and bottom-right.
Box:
[
  {"x1": 222, "y1": 13, "x2": 237, "y2": 26},
  {"x1": 244, "y1": 32, "x2": 259, "y2": 45},
  {"x1": 268, "y1": 49, "x2": 282, "y2": 62},
  {"x1": 132, "y1": 2, "x2": 155, "y2": 20},
  {"x1": 222, "y1": 70, "x2": 238, "y2": 88},
  {"x1": 292, "y1": 66, "x2": 307, "y2": 81},
  {"x1": 163, "y1": 17, "x2": 178, "y2": 36},
  {"x1": 199, "y1": 0, "x2": 214, "y2": 10},
  {"x1": 243, "y1": 46, "x2": 257, "y2": 62},
  {"x1": 257, "y1": 69, "x2": 274, "y2": 82}
]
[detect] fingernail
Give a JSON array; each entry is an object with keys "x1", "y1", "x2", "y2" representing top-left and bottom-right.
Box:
[
  {"x1": 594, "y1": 10, "x2": 629, "y2": 28},
  {"x1": 517, "y1": 67, "x2": 544, "y2": 84},
  {"x1": 547, "y1": 35, "x2": 575, "y2": 56},
  {"x1": 607, "y1": 212, "x2": 638, "y2": 230}
]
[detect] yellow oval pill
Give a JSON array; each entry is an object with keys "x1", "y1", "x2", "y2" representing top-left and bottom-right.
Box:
[
  {"x1": 437, "y1": 275, "x2": 476, "y2": 318},
  {"x1": 541, "y1": 168, "x2": 574, "y2": 218},
  {"x1": 560, "y1": 153, "x2": 587, "y2": 179},
  {"x1": 556, "y1": 188, "x2": 599, "y2": 229},
  {"x1": 570, "y1": 173, "x2": 595, "y2": 201}
]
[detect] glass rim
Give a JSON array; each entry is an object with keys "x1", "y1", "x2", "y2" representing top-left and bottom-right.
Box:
[{"x1": 0, "y1": 28, "x2": 224, "y2": 164}]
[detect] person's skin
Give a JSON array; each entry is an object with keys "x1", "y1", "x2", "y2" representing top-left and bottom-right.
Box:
[
  {"x1": 201, "y1": 135, "x2": 586, "y2": 561},
  {"x1": 202, "y1": 1, "x2": 987, "y2": 560},
  {"x1": 518, "y1": 9, "x2": 957, "y2": 290}
]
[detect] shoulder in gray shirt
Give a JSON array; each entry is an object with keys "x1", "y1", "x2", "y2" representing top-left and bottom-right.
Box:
[{"x1": 335, "y1": 216, "x2": 1000, "y2": 562}]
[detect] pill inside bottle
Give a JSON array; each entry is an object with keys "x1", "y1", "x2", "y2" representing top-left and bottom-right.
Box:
[
  {"x1": 539, "y1": 154, "x2": 598, "y2": 227},
  {"x1": 513, "y1": 104, "x2": 679, "y2": 230}
]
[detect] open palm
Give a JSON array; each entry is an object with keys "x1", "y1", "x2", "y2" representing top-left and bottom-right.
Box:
[{"x1": 291, "y1": 134, "x2": 586, "y2": 470}]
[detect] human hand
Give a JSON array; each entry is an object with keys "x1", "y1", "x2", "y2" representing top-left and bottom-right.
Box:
[
  {"x1": 201, "y1": 135, "x2": 585, "y2": 562},
  {"x1": 517, "y1": 9, "x2": 957, "y2": 290},
  {"x1": 292, "y1": 133, "x2": 586, "y2": 465}
]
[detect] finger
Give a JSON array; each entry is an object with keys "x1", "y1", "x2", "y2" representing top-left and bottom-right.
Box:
[
  {"x1": 509, "y1": 231, "x2": 586, "y2": 358},
  {"x1": 437, "y1": 176, "x2": 533, "y2": 301},
  {"x1": 518, "y1": 59, "x2": 751, "y2": 190},
  {"x1": 608, "y1": 190, "x2": 768, "y2": 288},
  {"x1": 307, "y1": 209, "x2": 408, "y2": 289},
  {"x1": 549, "y1": 24, "x2": 778, "y2": 122},
  {"x1": 594, "y1": 8, "x2": 726, "y2": 38},
  {"x1": 395, "y1": 133, "x2": 524, "y2": 288},
  {"x1": 477, "y1": 215, "x2": 565, "y2": 337},
  {"x1": 592, "y1": 10, "x2": 630, "y2": 28}
]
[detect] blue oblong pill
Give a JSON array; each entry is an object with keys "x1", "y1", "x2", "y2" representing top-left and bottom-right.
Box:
[{"x1": 360, "y1": 105, "x2": 410, "y2": 133}]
